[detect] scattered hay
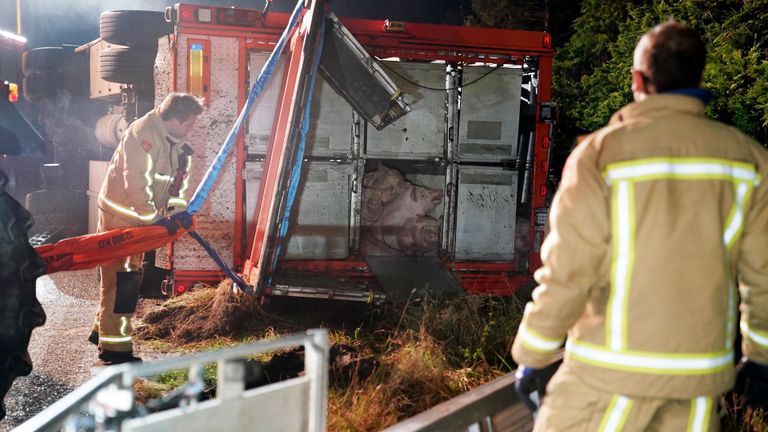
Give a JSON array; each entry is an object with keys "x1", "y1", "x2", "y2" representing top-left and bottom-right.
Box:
[{"x1": 136, "y1": 280, "x2": 266, "y2": 343}]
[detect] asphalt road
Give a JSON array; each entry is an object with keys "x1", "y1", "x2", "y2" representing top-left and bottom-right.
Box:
[{"x1": 0, "y1": 269, "x2": 131, "y2": 431}]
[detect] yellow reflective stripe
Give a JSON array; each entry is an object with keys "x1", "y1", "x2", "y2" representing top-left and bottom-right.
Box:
[
  {"x1": 598, "y1": 395, "x2": 632, "y2": 432},
  {"x1": 518, "y1": 324, "x2": 563, "y2": 354},
  {"x1": 168, "y1": 198, "x2": 188, "y2": 207},
  {"x1": 102, "y1": 196, "x2": 157, "y2": 222},
  {"x1": 723, "y1": 182, "x2": 754, "y2": 249},
  {"x1": 726, "y1": 283, "x2": 736, "y2": 350},
  {"x1": 143, "y1": 154, "x2": 155, "y2": 204},
  {"x1": 119, "y1": 317, "x2": 129, "y2": 336},
  {"x1": 604, "y1": 158, "x2": 759, "y2": 185},
  {"x1": 741, "y1": 321, "x2": 768, "y2": 349},
  {"x1": 687, "y1": 396, "x2": 712, "y2": 432},
  {"x1": 100, "y1": 335, "x2": 132, "y2": 343},
  {"x1": 608, "y1": 181, "x2": 633, "y2": 350},
  {"x1": 567, "y1": 340, "x2": 732, "y2": 374}
]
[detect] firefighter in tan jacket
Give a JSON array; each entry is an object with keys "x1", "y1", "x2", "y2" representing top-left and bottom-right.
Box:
[
  {"x1": 512, "y1": 21, "x2": 768, "y2": 431},
  {"x1": 92, "y1": 93, "x2": 203, "y2": 365}
]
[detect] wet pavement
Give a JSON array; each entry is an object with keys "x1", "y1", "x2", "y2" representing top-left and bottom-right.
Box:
[{"x1": 0, "y1": 269, "x2": 141, "y2": 431}]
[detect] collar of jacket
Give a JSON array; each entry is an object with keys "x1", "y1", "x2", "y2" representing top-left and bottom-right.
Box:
[{"x1": 610, "y1": 93, "x2": 706, "y2": 125}]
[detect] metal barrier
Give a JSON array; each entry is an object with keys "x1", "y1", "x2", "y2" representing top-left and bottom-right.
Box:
[
  {"x1": 16, "y1": 329, "x2": 329, "y2": 432},
  {"x1": 382, "y1": 371, "x2": 533, "y2": 432}
]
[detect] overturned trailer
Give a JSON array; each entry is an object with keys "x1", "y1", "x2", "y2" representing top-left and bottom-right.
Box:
[{"x1": 83, "y1": 2, "x2": 555, "y2": 302}]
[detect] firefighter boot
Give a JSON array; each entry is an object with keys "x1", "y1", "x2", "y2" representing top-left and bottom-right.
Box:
[{"x1": 98, "y1": 350, "x2": 143, "y2": 365}]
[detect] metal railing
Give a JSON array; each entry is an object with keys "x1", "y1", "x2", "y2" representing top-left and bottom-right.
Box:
[
  {"x1": 382, "y1": 371, "x2": 533, "y2": 432},
  {"x1": 16, "y1": 329, "x2": 329, "y2": 432}
]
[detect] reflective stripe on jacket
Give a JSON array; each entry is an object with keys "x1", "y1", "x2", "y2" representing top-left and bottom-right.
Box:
[
  {"x1": 512, "y1": 94, "x2": 768, "y2": 399},
  {"x1": 98, "y1": 110, "x2": 191, "y2": 225}
]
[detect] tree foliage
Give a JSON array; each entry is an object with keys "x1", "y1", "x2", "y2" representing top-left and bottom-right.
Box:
[{"x1": 555, "y1": 0, "x2": 768, "y2": 147}]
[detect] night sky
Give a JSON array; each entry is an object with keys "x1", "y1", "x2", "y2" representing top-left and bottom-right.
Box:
[{"x1": 1, "y1": 0, "x2": 473, "y2": 48}]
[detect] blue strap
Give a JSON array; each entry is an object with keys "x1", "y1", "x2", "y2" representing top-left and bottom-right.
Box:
[
  {"x1": 270, "y1": 14, "x2": 327, "y2": 276},
  {"x1": 187, "y1": 0, "x2": 305, "y2": 214},
  {"x1": 187, "y1": 230, "x2": 253, "y2": 294}
]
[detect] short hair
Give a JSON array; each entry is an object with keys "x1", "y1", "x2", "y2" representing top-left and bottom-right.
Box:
[
  {"x1": 636, "y1": 20, "x2": 706, "y2": 92},
  {"x1": 158, "y1": 93, "x2": 204, "y2": 122}
]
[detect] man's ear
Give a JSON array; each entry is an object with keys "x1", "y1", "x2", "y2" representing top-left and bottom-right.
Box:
[{"x1": 632, "y1": 70, "x2": 651, "y2": 101}]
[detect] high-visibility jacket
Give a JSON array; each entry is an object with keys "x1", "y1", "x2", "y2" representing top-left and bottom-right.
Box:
[
  {"x1": 512, "y1": 94, "x2": 768, "y2": 399},
  {"x1": 98, "y1": 109, "x2": 193, "y2": 225}
]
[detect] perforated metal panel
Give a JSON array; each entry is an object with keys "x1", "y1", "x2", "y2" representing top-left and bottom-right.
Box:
[
  {"x1": 365, "y1": 62, "x2": 446, "y2": 158},
  {"x1": 454, "y1": 167, "x2": 517, "y2": 260},
  {"x1": 284, "y1": 161, "x2": 353, "y2": 258},
  {"x1": 459, "y1": 66, "x2": 522, "y2": 161},
  {"x1": 245, "y1": 160, "x2": 353, "y2": 259},
  {"x1": 246, "y1": 52, "x2": 286, "y2": 155},
  {"x1": 172, "y1": 35, "x2": 240, "y2": 270}
]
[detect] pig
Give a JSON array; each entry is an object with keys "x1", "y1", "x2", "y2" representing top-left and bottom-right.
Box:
[
  {"x1": 361, "y1": 165, "x2": 409, "y2": 226},
  {"x1": 373, "y1": 183, "x2": 443, "y2": 249},
  {"x1": 396, "y1": 215, "x2": 441, "y2": 256}
]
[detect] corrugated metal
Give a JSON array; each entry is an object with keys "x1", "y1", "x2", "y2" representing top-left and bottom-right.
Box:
[{"x1": 454, "y1": 166, "x2": 517, "y2": 260}]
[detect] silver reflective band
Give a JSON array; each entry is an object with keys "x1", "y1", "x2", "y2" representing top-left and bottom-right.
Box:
[
  {"x1": 567, "y1": 340, "x2": 733, "y2": 374},
  {"x1": 519, "y1": 324, "x2": 563, "y2": 353},
  {"x1": 605, "y1": 159, "x2": 759, "y2": 185},
  {"x1": 689, "y1": 396, "x2": 711, "y2": 432},
  {"x1": 102, "y1": 196, "x2": 158, "y2": 222},
  {"x1": 609, "y1": 181, "x2": 631, "y2": 351},
  {"x1": 154, "y1": 173, "x2": 173, "y2": 181},
  {"x1": 100, "y1": 335, "x2": 132, "y2": 343},
  {"x1": 723, "y1": 182, "x2": 750, "y2": 248},
  {"x1": 741, "y1": 321, "x2": 768, "y2": 349},
  {"x1": 599, "y1": 395, "x2": 632, "y2": 432}
]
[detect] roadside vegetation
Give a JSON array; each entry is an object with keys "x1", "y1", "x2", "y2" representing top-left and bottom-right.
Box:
[{"x1": 131, "y1": 281, "x2": 526, "y2": 430}]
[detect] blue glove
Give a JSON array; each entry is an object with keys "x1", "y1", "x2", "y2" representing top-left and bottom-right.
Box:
[
  {"x1": 734, "y1": 358, "x2": 768, "y2": 410},
  {"x1": 170, "y1": 210, "x2": 194, "y2": 230},
  {"x1": 515, "y1": 366, "x2": 545, "y2": 414},
  {"x1": 154, "y1": 211, "x2": 194, "y2": 235},
  {"x1": 154, "y1": 217, "x2": 180, "y2": 235}
]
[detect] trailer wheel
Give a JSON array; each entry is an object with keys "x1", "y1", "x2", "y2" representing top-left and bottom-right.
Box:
[
  {"x1": 99, "y1": 46, "x2": 156, "y2": 85},
  {"x1": 100, "y1": 10, "x2": 171, "y2": 46},
  {"x1": 22, "y1": 71, "x2": 63, "y2": 103},
  {"x1": 21, "y1": 47, "x2": 64, "y2": 75}
]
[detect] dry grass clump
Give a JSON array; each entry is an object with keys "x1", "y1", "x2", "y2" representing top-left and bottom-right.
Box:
[
  {"x1": 327, "y1": 294, "x2": 521, "y2": 430},
  {"x1": 136, "y1": 280, "x2": 267, "y2": 343},
  {"x1": 721, "y1": 393, "x2": 768, "y2": 432}
]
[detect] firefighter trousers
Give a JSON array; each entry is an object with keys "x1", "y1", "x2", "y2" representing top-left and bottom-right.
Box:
[
  {"x1": 534, "y1": 368, "x2": 719, "y2": 432},
  {"x1": 93, "y1": 209, "x2": 144, "y2": 353}
]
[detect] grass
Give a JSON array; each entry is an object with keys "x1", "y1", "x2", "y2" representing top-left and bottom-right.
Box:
[
  {"x1": 132, "y1": 283, "x2": 768, "y2": 431},
  {"x1": 133, "y1": 284, "x2": 525, "y2": 430}
]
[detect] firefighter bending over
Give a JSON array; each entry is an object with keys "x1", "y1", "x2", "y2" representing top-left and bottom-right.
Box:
[
  {"x1": 92, "y1": 93, "x2": 204, "y2": 365},
  {"x1": 512, "y1": 21, "x2": 768, "y2": 430}
]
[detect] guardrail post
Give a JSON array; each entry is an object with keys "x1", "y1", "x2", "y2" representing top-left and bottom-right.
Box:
[
  {"x1": 305, "y1": 328, "x2": 329, "y2": 432},
  {"x1": 217, "y1": 358, "x2": 246, "y2": 400}
]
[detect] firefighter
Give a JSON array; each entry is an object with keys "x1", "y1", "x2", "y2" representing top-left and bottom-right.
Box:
[
  {"x1": 92, "y1": 93, "x2": 203, "y2": 365},
  {"x1": 512, "y1": 21, "x2": 768, "y2": 430}
]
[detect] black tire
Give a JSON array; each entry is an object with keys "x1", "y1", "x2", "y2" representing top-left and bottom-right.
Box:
[
  {"x1": 100, "y1": 10, "x2": 171, "y2": 46},
  {"x1": 21, "y1": 47, "x2": 64, "y2": 75},
  {"x1": 99, "y1": 46, "x2": 156, "y2": 85},
  {"x1": 22, "y1": 71, "x2": 63, "y2": 103}
]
